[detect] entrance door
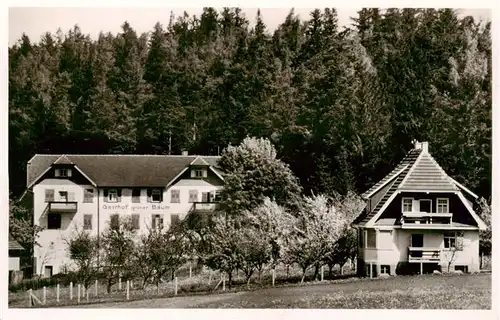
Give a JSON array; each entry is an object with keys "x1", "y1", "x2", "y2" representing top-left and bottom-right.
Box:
[
  {"x1": 44, "y1": 266, "x2": 53, "y2": 278},
  {"x1": 420, "y1": 200, "x2": 431, "y2": 213}
]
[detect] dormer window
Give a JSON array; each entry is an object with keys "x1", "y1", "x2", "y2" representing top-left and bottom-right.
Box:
[
  {"x1": 437, "y1": 198, "x2": 449, "y2": 213},
  {"x1": 402, "y1": 198, "x2": 413, "y2": 212},
  {"x1": 104, "y1": 189, "x2": 121, "y2": 203},
  {"x1": 191, "y1": 168, "x2": 207, "y2": 178},
  {"x1": 55, "y1": 168, "x2": 72, "y2": 178}
]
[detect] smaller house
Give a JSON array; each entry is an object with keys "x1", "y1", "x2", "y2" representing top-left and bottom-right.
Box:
[
  {"x1": 9, "y1": 236, "x2": 24, "y2": 284},
  {"x1": 352, "y1": 141, "x2": 487, "y2": 277}
]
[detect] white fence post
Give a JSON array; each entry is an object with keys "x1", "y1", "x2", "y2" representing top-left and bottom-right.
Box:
[
  {"x1": 56, "y1": 284, "x2": 60, "y2": 303},
  {"x1": 174, "y1": 277, "x2": 178, "y2": 295},
  {"x1": 126, "y1": 280, "x2": 130, "y2": 300},
  {"x1": 43, "y1": 286, "x2": 47, "y2": 305},
  {"x1": 222, "y1": 274, "x2": 226, "y2": 291},
  {"x1": 321, "y1": 266, "x2": 324, "y2": 281},
  {"x1": 95, "y1": 280, "x2": 98, "y2": 297},
  {"x1": 69, "y1": 282, "x2": 73, "y2": 300},
  {"x1": 272, "y1": 269, "x2": 276, "y2": 287},
  {"x1": 77, "y1": 284, "x2": 81, "y2": 303}
]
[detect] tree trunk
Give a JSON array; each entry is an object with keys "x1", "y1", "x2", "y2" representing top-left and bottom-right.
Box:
[
  {"x1": 313, "y1": 263, "x2": 319, "y2": 280},
  {"x1": 286, "y1": 265, "x2": 290, "y2": 279},
  {"x1": 340, "y1": 263, "x2": 344, "y2": 275},
  {"x1": 301, "y1": 269, "x2": 306, "y2": 284},
  {"x1": 246, "y1": 276, "x2": 251, "y2": 290},
  {"x1": 106, "y1": 279, "x2": 112, "y2": 294},
  {"x1": 228, "y1": 271, "x2": 232, "y2": 289},
  {"x1": 328, "y1": 264, "x2": 333, "y2": 277}
]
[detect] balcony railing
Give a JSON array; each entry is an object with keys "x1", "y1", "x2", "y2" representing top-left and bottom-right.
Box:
[
  {"x1": 48, "y1": 201, "x2": 78, "y2": 213},
  {"x1": 408, "y1": 247, "x2": 441, "y2": 263},
  {"x1": 401, "y1": 212, "x2": 452, "y2": 228},
  {"x1": 192, "y1": 202, "x2": 220, "y2": 212}
]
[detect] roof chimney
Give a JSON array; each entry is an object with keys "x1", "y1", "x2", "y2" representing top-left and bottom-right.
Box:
[
  {"x1": 421, "y1": 142, "x2": 429, "y2": 153},
  {"x1": 413, "y1": 140, "x2": 428, "y2": 153},
  {"x1": 182, "y1": 150, "x2": 188, "y2": 156}
]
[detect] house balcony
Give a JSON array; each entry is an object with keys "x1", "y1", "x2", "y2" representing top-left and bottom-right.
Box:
[
  {"x1": 401, "y1": 212, "x2": 452, "y2": 229},
  {"x1": 48, "y1": 201, "x2": 78, "y2": 213},
  {"x1": 192, "y1": 202, "x2": 220, "y2": 212},
  {"x1": 408, "y1": 247, "x2": 441, "y2": 263}
]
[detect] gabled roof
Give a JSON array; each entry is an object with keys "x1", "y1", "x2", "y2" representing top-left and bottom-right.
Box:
[
  {"x1": 27, "y1": 154, "x2": 222, "y2": 188},
  {"x1": 353, "y1": 149, "x2": 421, "y2": 225},
  {"x1": 352, "y1": 141, "x2": 485, "y2": 229},
  {"x1": 53, "y1": 155, "x2": 74, "y2": 165},
  {"x1": 190, "y1": 156, "x2": 210, "y2": 166}
]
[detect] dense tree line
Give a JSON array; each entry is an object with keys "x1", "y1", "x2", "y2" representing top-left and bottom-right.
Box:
[{"x1": 9, "y1": 8, "x2": 491, "y2": 201}]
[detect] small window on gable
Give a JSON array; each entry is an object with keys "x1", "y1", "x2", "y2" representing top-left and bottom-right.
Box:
[
  {"x1": 402, "y1": 198, "x2": 413, "y2": 212},
  {"x1": 437, "y1": 198, "x2": 449, "y2": 213},
  {"x1": 55, "y1": 168, "x2": 72, "y2": 178}
]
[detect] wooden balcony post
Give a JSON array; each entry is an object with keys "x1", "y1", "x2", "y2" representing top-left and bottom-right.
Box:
[{"x1": 420, "y1": 262, "x2": 423, "y2": 275}]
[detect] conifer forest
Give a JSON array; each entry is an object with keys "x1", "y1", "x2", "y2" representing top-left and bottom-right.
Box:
[{"x1": 8, "y1": 8, "x2": 491, "y2": 199}]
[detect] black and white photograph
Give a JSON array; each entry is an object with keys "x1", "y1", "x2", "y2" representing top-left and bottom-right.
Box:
[{"x1": 4, "y1": 4, "x2": 495, "y2": 313}]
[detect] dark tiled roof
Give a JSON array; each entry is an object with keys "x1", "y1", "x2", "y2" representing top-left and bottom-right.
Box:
[
  {"x1": 28, "y1": 154, "x2": 221, "y2": 188},
  {"x1": 353, "y1": 149, "x2": 421, "y2": 226},
  {"x1": 399, "y1": 152, "x2": 459, "y2": 192},
  {"x1": 53, "y1": 155, "x2": 74, "y2": 165},
  {"x1": 190, "y1": 157, "x2": 210, "y2": 166}
]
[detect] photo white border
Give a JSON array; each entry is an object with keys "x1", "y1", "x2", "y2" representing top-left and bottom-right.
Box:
[{"x1": 1, "y1": 2, "x2": 498, "y2": 320}]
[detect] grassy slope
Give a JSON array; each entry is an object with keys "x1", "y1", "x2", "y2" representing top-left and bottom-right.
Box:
[{"x1": 64, "y1": 273, "x2": 491, "y2": 309}]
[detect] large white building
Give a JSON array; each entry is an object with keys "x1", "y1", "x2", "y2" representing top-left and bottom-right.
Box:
[{"x1": 26, "y1": 153, "x2": 224, "y2": 277}]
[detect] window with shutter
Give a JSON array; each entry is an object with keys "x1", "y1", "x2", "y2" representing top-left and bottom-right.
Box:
[
  {"x1": 132, "y1": 214, "x2": 140, "y2": 230},
  {"x1": 171, "y1": 189, "x2": 180, "y2": 203},
  {"x1": 83, "y1": 189, "x2": 94, "y2": 203},
  {"x1": 151, "y1": 189, "x2": 162, "y2": 202},
  {"x1": 108, "y1": 189, "x2": 118, "y2": 202},
  {"x1": 152, "y1": 214, "x2": 163, "y2": 230},
  {"x1": 202, "y1": 192, "x2": 210, "y2": 202},
  {"x1": 45, "y1": 189, "x2": 55, "y2": 202},
  {"x1": 83, "y1": 214, "x2": 92, "y2": 230},
  {"x1": 132, "y1": 189, "x2": 141, "y2": 203},
  {"x1": 189, "y1": 190, "x2": 198, "y2": 203}
]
